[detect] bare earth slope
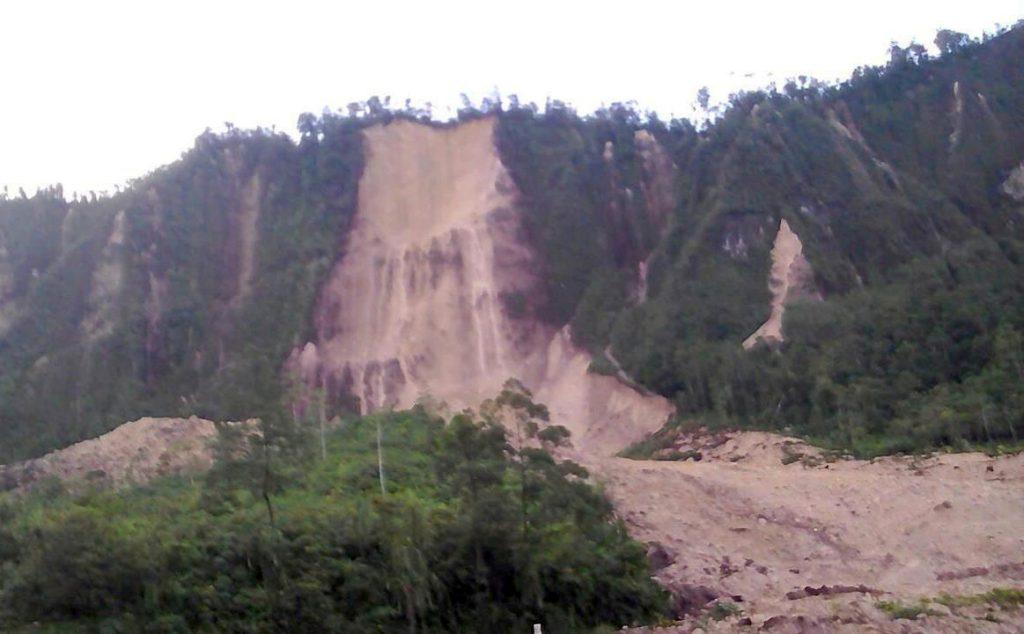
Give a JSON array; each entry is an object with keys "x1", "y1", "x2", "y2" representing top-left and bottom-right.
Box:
[
  {"x1": 293, "y1": 117, "x2": 672, "y2": 455},
  {"x1": 598, "y1": 431, "x2": 1024, "y2": 631},
  {"x1": 743, "y1": 219, "x2": 821, "y2": 350}
]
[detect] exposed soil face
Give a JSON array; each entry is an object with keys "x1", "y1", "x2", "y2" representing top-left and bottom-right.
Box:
[
  {"x1": 598, "y1": 431, "x2": 1024, "y2": 631},
  {"x1": 293, "y1": 117, "x2": 673, "y2": 455},
  {"x1": 743, "y1": 219, "x2": 821, "y2": 349},
  {"x1": 302, "y1": 117, "x2": 539, "y2": 415}
]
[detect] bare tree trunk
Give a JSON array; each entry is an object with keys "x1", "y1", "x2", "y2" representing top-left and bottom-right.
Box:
[
  {"x1": 318, "y1": 379, "x2": 327, "y2": 462},
  {"x1": 404, "y1": 584, "x2": 416, "y2": 633},
  {"x1": 980, "y1": 401, "x2": 993, "y2": 443},
  {"x1": 262, "y1": 441, "x2": 276, "y2": 527},
  {"x1": 377, "y1": 419, "x2": 386, "y2": 495}
]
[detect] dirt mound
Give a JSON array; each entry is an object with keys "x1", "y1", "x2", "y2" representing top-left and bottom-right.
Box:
[
  {"x1": 0, "y1": 416, "x2": 236, "y2": 492},
  {"x1": 647, "y1": 428, "x2": 825, "y2": 467},
  {"x1": 597, "y1": 432, "x2": 1024, "y2": 631}
]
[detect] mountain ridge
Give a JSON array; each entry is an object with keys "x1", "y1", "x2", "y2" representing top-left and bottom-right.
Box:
[{"x1": 1, "y1": 25, "x2": 1023, "y2": 462}]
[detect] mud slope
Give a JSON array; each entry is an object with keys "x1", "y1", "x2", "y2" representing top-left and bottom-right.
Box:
[
  {"x1": 599, "y1": 431, "x2": 1024, "y2": 630},
  {"x1": 294, "y1": 117, "x2": 671, "y2": 455}
]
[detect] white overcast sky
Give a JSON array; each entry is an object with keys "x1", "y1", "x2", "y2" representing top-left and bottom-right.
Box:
[{"x1": 1, "y1": 0, "x2": 1021, "y2": 195}]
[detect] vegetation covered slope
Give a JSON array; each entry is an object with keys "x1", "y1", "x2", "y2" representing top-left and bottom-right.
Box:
[
  {"x1": 496, "y1": 27, "x2": 1024, "y2": 456},
  {"x1": 2, "y1": 26, "x2": 1024, "y2": 462},
  {"x1": 0, "y1": 406, "x2": 666, "y2": 631},
  {"x1": 0, "y1": 116, "x2": 366, "y2": 462}
]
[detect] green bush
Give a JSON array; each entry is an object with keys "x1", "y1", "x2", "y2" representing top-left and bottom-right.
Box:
[{"x1": 0, "y1": 407, "x2": 667, "y2": 631}]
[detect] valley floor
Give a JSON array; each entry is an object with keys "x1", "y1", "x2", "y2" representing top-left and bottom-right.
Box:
[{"x1": 593, "y1": 431, "x2": 1024, "y2": 632}]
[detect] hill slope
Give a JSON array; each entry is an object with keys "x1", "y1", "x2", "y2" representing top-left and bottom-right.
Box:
[{"x1": 0, "y1": 27, "x2": 1022, "y2": 464}]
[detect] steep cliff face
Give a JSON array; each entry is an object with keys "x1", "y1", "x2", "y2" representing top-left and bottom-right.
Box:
[
  {"x1": 296, "y1": 118, "x2": 535, "y2": 412},
  {"x1": 293, "y1": 117, "x2": 671, "y2": 454}
]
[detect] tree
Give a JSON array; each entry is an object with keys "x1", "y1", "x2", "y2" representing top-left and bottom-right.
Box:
[
  {"x1": 935, "y1": 29, "x2": 970, "y2": 56},
  {"x1": 695, "y1": 86, "x2": 711, "y2": 112}
]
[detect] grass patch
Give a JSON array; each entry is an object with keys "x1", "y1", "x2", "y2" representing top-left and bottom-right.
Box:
[
  {"x1": 655, "y1": 449, "x2": 702, "y2": 462},
  {"x1": 617, "y1": 418, "x2": 701, "y2": 460},
  {"x1": 696, "y1": 599, "x2": 743, "y2": 628},
  {"x1": 980, "y1": 441, "x2": 1024, "y2": 458},
  {"x1": 707, "y1": 601, "x2": 742, "y2": 621},
  {"x1": 935, "y1": 587, "x2": 1024, "y2": 610},
  {"x1": 876, "y1": 600, "x2": 938, "y2": 620}
]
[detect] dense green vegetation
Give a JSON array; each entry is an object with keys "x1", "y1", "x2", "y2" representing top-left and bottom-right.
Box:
[
  {"x1": 611, "y1": 27, "x2": 1024, "y2": 456},
  {"x1": 0, "y1": 115, "x2": 368, "y2": 462},
  {"x1": 2, "y1": 25, "x2": 1024, "y2": 464},
  {"x1": 0, "y1": 403, "x2": 666, "y2": 631},
  {"x1": 499, "y1": 26, "x2": 1024, "y2": 457},
  {"x1": 495, "y1": 101, "x2": 669, "y2": 338}
]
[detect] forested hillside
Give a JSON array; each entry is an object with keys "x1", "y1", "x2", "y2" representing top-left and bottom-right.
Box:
[
  {"x1": 499, "y1": 26, "x2": 1024, "y2": 456},
  {"x1": 1, "y1": 116, "x2": 366, "y2": 461},
  {"x1": 2, "y1": 26, "x2": 1023, "y2": 463},
  {"x1": 0, "y1": 399, "x2": 666, "y2": 631}
]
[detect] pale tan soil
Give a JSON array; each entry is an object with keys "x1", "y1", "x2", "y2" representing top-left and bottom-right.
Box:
[
  {"x1": 743, "y1": 219, "x2": 820, "y2": 349},
  {"x1": 597, "y1": 431, "x2": 1024, "y2": 632},
  {"x1": 293, "y1": 117, "x2": 672, "y2": 455},
  {"x1": 632, "y1": 599, "x2": 1024, "y2": 633},
  {"x1": 300, "y1": 117, "x2": 533, "y2": 414},
  {"x1": 0, "y1": 416, "x2": 232, "y2": 492}
]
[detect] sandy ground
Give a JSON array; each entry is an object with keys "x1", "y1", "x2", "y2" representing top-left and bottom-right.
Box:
[{"x1": 590, "y1": 431, "x2": 1024, "y2": 631}]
